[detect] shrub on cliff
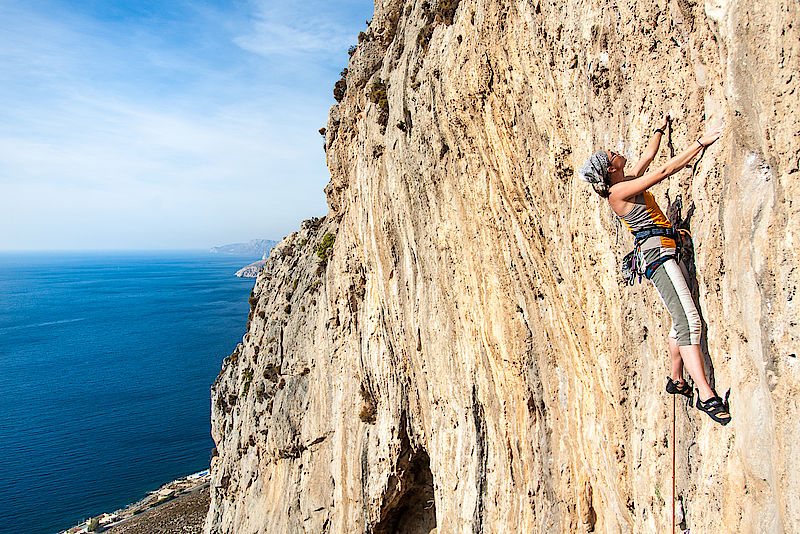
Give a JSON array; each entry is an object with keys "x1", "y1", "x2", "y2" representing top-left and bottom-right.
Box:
[
  {"x1": 418, "y1": 0, "x2": 461, "y2": 51},
  {"x1": 436, "y1": 0, "x2": 460, "y2": 24},
  {"x1": 334, "y1": 69, "x2": 347, "y2": 102},
  {"x1": 368, "y1": 80, "x2": 389, "y2": 126},
  {"x1": 242, "y1": 369, "x2": 254, "y2": 395},
  {"x1": 417, "y1": 23, "x2": 434, "y2": 50},
  {"x1": 317, "y1": 232, "x2": 336, "y2": 266}
]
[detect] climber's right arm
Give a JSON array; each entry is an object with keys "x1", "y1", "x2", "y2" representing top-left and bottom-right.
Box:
[
  {"x1": 629, "y1": 114, "x2": 670, "y2": 178},
  {"x1": 609, "y1": 125, "x2": 723, "y2": 201}
]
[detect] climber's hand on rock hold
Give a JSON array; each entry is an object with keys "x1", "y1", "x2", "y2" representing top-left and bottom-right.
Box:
[
  {"x1": 699, "y1": 124, "x2": 724, "y2": 147},
  {"x1": 657, "y1": 113, "x2": 671, "y2": 130}
]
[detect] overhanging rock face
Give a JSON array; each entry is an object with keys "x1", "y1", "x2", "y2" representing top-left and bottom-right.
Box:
[{"x1": 205, "y1": 0, "x2": 799, "y2": 532}]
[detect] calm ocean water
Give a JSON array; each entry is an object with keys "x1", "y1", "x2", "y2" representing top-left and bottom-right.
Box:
[{"x1": 0, "y1": 251, "x2": 256, "y2": 534}]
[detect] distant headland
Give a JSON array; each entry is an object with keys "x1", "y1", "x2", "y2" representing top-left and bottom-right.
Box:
[
  {"x1": 210, "y1": 239, "x2": 277, "y2": 278},
  {"x1": 208, "y1": 239, "x2": 277, "y2": 257}
]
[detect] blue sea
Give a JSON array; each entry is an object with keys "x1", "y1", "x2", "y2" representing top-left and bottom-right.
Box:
[{"x1": 0, "y1": 251, "x2": 256, "y2": 534}]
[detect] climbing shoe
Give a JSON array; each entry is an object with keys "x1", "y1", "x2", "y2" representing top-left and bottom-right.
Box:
[
  {"x1": 666, "y1": 377, "x2": 693, "y2": 399},
  {"x1": 696, "y1": 392, "x2": 731, "y2": 426}
]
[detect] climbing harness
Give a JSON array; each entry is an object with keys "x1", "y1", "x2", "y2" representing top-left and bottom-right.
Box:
[
  {"x1": 621, "y1": 227, "x2": 692, "y2": 285},
  {"x1": 620, "y1": 119, "x2": 707, "y2": 287}
]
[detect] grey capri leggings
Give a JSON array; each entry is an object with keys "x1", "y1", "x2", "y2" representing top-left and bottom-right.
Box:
[{"x1": 649, "y1": 258, "x2": 701, "y2": 346}]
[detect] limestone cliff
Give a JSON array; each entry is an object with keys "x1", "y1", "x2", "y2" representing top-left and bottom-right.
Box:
[{"x1": 205, "y1": 0, "x2": 799, "y2": 532}]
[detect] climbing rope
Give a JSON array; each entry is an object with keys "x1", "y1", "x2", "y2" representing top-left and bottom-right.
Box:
[
  {"x1": 668, "y1": 115, "x2": 707, "y2": 184},
  {"x1": 671, "y1": 393, "x2": 676, "y2": 534},
  {"x1": 667, "y1": 117, "x2": 675, "y2": 158},
  {"x1": 661, "y1": 116, "x2": 711, "y2": 534}
]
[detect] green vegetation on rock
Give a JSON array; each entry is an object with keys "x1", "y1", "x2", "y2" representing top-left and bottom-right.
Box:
[{"x1": 317, "y1": 233, "x2": 336, "y2": 266}]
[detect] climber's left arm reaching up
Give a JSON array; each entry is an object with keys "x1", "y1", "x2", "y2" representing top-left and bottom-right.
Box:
[{"x1": 628, "y1": 113, "x2": 670, "y2": 178}]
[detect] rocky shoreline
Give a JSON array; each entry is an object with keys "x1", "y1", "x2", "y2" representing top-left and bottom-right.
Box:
[
  {"x1": 60, "y1": 471, "x2": 210, "y2": 534},
  {"x1": 234, "y1": 259, "x2": 266, "y2": 277}
]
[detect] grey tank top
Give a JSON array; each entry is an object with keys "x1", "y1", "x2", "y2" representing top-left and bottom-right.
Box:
[{"x1": 618, "y1": 191, "x2": 677, "y2": 266}]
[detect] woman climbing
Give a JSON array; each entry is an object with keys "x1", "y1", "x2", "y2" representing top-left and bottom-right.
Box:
[{"x1": 579, "y1": 115, "x2": 731, "y2": 426}]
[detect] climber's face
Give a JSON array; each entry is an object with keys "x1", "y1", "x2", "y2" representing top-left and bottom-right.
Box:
[
  {"x1": 607, "y1": 149, "x2": 626, "y2": 171},
  {"x1": 605, "y1": 149, "x2": 627, "y2": 184}
]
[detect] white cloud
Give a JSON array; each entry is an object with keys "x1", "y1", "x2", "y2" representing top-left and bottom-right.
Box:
[
  {"x1": 234, "y1": 0, "x2": 361, "y2": 58},
  {"x1": 0, "y1": 0, "x2": 372, "y2": 250}
]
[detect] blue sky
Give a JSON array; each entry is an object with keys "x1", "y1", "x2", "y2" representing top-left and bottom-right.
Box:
[{"x1": 0, "y1": 0, "x2": 373, "y2": 250}]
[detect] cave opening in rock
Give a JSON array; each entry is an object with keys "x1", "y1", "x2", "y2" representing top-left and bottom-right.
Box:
[{"x1": 373, "y1": 414, "x2": 437, "y2": 534}]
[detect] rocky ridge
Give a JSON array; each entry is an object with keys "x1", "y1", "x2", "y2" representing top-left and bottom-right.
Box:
[
  {"x1": 235, "y1": 260, "x2": 267, "y2": 278},
  {"x1": 210, "y1": 239, "x2": 278, "y2": 257},
  {"x1": 206, "y1": 0, "x2": 799, "y2": 532}
]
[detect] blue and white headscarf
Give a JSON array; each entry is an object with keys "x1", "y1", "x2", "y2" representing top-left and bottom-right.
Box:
[{"x1": 578, "y1": 151, "x2": 610, "y2": 190}]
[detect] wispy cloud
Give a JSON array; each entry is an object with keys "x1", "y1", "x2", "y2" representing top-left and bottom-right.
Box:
[
  {"x1": 0, "y1": 0, "x2": 373, "y2": 250},
  {"x1": 234, "y1": 1, "x2": 360, "y2": 58}
]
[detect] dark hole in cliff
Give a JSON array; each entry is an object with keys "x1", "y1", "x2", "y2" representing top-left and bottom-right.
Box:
[{"x1": 373, "y1": 414, "x2": 437, "y2": 534}]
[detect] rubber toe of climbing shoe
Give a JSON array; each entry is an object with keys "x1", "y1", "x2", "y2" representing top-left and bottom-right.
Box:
[{"x1": 696, "y1": 395, "x2": 731, "y2": 426}]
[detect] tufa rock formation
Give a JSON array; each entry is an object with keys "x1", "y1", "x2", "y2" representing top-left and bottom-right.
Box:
[{"x1": 205, "y1": 0, "x2": 798, "y2": 532}]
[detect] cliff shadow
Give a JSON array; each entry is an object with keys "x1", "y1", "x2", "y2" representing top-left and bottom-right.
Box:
[{"x1": 372, "y1": 412, "x2": 437, "y2": 534}]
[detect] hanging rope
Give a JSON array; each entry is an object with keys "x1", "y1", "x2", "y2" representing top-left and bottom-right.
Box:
[
  {"x1": 666, "y1": 116, "x2": 706, "y2": 534},
  {"x1": 668, "y1": 115, "x2": 707, "y2": 184},
  {"x1": 667, "y1": 116, "x2": 676, "y2": 159},
  {"x1": 672, "y1": 393, "x2": 676, "y2": 534}
]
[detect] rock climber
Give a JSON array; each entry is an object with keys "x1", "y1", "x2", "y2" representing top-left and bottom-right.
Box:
[{"x1": 579, "y1": 114, "x2": 731, "y2": 426}]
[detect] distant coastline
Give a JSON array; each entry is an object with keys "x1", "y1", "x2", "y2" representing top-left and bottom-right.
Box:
[
  {"x1": 235, "y1": 259, "x2": 267, "y2": 277},
  {"x1": 60, "y1": 470, "x2": 210, "y2": 534},
  {"x1": 209, "y1": 238, "x2": 277, "y2": 278},
  {"x1": 209, "y1": 238, "x2": 277, "y2": 257}
]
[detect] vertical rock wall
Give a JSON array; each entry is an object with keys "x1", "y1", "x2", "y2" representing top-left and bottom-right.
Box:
[{"x1": 206, "y1": 0, "x2": 799, "y2": 532}]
